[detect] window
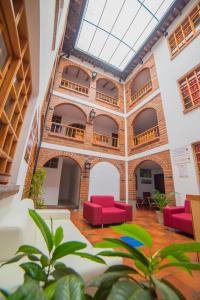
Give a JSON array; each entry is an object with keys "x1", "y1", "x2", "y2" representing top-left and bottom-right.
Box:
[
  {"x1": 194, "y1": 142, "x2": 200, "y2": 180},
  {"x1": 178, "y1": 65, "x2": 200, "y2": 111},
  {"x1": 44, "y1": 158, "x2": 59, "y2": 169},
  {"x1": 0, "y1": 1, "x2": 32, "y2": 182},
  {"x1": 168, "y1": 2, "x2": 200, "y2": 57}
]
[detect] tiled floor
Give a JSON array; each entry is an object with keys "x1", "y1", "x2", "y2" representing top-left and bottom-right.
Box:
[{"x1": 71, "y1": 208, "x2": 200, "y2": 300}]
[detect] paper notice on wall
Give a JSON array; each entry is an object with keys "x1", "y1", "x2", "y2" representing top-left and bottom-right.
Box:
[
  {"x1": 172, "y1": 146, "x2": 191, "y2": 165},
  {"x1": 177, "y1": 164, "x2": 189, "y2": 178}
]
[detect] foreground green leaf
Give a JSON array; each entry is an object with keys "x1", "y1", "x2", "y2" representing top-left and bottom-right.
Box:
[
  {"x1": 20, "y1": 262, "x2": 47, "y2": 282},
  {"x1": 52, "y1": 275, "x2": 84, "y2": 300},
  {"x1": 29, "y1": 210, "x2": 53, "y2": 253},
  {"x1": 1, "y1": 254, "x2": 26, "y2": 267},
  {"x1": 160, "y1": 243, "x2": 200, "y2": 259},
  {"x1": 97, "y1": 250, "x2": 133, "y2": 259},
  {"x1": 54, "y1": 227, "x2": 64, "y2": 247},
  {"x1": 112, "y1": 224, "x2": 152, "y2": 247},
  {"x1": 152, "y1": 276, "x2": 183, "y2": 300},
  {"x1": 17, "y1": 245, "x2": 44, "y2": 256},
  {"x1": 106, "y1": 280, "x2": 141, "y2": 300},
  {"x1": 73, "y1": 252, "x2": 106, "y2": 264},
  {"x1": 52, "y1": 241, "x2": 86, "y2": 260}
]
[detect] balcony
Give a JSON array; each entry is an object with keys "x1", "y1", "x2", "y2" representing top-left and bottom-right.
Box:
[
  {"x1": 134, "y1": 125, "x2": 159, "y2": 147},
  {"x1": 49, "y1": 103, "x2": 86, "y2": 143},
  {"x1": 130, "y1": 80, "x2": 152, "y2": 105},
  {"x1": 93, "y1": 115, "x2": 119, "y2": 149},
  {"x1": 60, "y1": 65, "x2": 90, "y2": 96},
  {"x1": 96, "y1": 78, "x2": 119, "y2": 107},
  {"x1": 93, "y1": 132, "x2": 119, "y2": 148},
  {"x1": 60, "y1": 78, "x2": 89, "y2": 96},
  {"x1": 129, "y1": 68, "x2": 152, "y2": 106},
  {"x1": 133, "y1": 108, "x2": 159, "y2": 148},
  {"x1": 50, "y1": 122, "x2": 85, "y2": 141}
]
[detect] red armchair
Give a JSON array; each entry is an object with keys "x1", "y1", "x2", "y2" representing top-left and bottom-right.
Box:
[
  {"x1": 163, "y1": 200, "x2": 193, "y2": 235},
  {"x1": 83, "y1": 195, "x2": 132, "y2": 226}
]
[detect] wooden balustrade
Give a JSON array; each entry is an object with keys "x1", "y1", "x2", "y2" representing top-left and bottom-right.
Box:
[
  {"x1": 60, "y1": 78, "x2": 89, "y2": 96},
  {"x1": 130, "y1": 80, "x2": 152, "y2": 105},
  {"x1": 50, "y1": 122, "x2": 85, "y2": 141},
  {"x1": 96, "y1": 91, "x2": 119, "y2": 106},
  {"x1": 134, "y1": 125, "x2": 159, "y2": 146},
  {"x1": 93, "y1": 132, "x2": 119, "y2": 148}
]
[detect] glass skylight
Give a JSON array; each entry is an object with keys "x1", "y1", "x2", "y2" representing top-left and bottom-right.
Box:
[{"x1": 75, "y1": 0, "x2": 175, "y2": 71}]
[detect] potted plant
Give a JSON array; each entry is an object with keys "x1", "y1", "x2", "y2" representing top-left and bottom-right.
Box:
[
  {"x1": 153, "y1": 190, "x2": 174, "y2": 224},
  {"x1": 29, "y1": 168, "x2": 46, "y2": 209}
]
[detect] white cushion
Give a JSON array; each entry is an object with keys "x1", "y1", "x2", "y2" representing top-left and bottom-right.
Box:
[{"x1": 36, "y1": 209, "x2": 70, "y2": 220}]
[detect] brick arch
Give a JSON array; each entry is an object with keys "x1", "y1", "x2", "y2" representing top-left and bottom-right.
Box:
[
  {"x1": 129, "y1": 67, "x2": 151, "y2": 90},
  {"x1": 62, "y1": 63, "x2": 91, "y2": 80},
  {"x1": 53, "y1": 102, "x2": 88, "y2": 121},
  {"x1": 39, "y1": 151, "x2": 84, "y2": 171},
  {"x1": 96, "y1": 77, "x2": 119, "y2": 96},
  {"x1": 94, "y1": 113, "x2": 119, "y2": 130},
  {"x1": 90, "y1": 157, "x2": 121, "y2": 172},
  {"x1": 128, "y1": 151, "x2": 175, "y2": 203}
]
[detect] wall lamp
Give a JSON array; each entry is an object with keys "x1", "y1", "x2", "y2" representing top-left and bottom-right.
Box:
[
  {"x1": 91, "y1": 71, "x2": 97, "y2": 80},
  {"x1": 84, "y1": 160, "x2": 91, "y2": 170},
  {"x1": 89, "y1": 109, "x2": 96, "y2": 121}
]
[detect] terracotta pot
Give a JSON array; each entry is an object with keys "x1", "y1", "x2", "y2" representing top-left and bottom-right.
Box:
[{"x1": 156, "y1": 210, "x2": 164, "y2": 224}]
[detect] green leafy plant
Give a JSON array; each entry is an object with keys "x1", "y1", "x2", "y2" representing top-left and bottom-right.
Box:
[
  {"x1": 153, "y1": 190, "x2": 174, "y2": 212},
  {"x1": 30, "y1": 168, "x2": 46, "y2": 209},
  {"x1": 93, "y1": 223, "x2": 200, "y2": 300},
  {"x1": 0, "y1": 210, "x2": 105, "y2": 299}
]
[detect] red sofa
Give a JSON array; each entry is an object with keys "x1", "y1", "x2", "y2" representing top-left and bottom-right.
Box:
[
  {"x1": 83, "y1": 195, "x2": 132, "y2": 226},
  {"x1": 163, "y1": 200, "x2": 193, "y2": 235}
]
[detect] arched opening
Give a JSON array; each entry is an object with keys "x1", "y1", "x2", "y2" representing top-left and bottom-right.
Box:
[
  {"x1": 61, "y1": 65, "x2": 90, "y2": 96},
  {"x1": 134, "y1": 160, "x2": 165, "y2": 208},
  {"x1": 96, "y1": 79, "x2": 119, "y2": 106},
  {"x1": 93, "y1": 115, "x2": 119, "y2": 148},
  {"x1": 133, "y1": 108, "x2": 159, "y2": 146},
  {"x1": 51, "y1": 104, "x2": 87, "y2": 141},
  {"x1": 89, "y1": 162, "x2": 120, "y2": 200},
  {"x1": 42, "y1": 156, "x2": 81, "y2": 209},
  {"x1": 130, "y1": 68, "x2": 152, "y2": 104}
]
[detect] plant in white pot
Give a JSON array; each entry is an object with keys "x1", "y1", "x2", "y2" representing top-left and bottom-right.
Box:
[
  {"x1": 29, "y1": 168, "x2": 46, "y2": 209},
  {"x1": 154, "y1": 190, "x2": 174, "y2": 224}
]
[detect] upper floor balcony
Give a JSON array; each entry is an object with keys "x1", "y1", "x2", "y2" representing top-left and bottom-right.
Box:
[
  {"x1": 50, "y1": 103, "x2": 86, "y2": 142},
  {"x1": 132, "y1": 108, "x2": 159, "y2": 148},
  {"x1": 93, "y1": 115, "x2": 119, "y2": 149},
  {"x1": 129, "y1": 68, "x2": 152, "y2": 107},
  {"x1": 96, "y1": 79, "x2": 119, "y2": 107},
  {"x1": 60, "y1": 65, "x2": 90, "y2": 97}
]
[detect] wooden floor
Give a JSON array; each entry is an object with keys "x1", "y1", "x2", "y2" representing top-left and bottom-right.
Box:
[{"x1": 71, "y1": 208, "x2": 200, "y2": 300}]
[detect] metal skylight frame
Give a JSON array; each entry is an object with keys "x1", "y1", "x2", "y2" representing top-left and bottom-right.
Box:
[{"x1": 75, "y1": 0, "x2": 176, "y2": 71}]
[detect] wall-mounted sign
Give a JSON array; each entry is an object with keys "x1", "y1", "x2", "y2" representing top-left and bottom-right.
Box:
[
  {"x1": 178, "y1": 164, "x2": 189, "y2": 178},
  {"x1": 172, "y1": 146, "x2": 191, "y2": 165}
]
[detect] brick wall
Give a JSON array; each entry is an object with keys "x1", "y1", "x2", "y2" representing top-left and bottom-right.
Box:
[
  {"x1": 125, "y1": 55, "x2": 159, "y2": 112},
  {"x1": 127, "y1": 94, "x2": 168, "y2": 155},
  {"x1": 37, "y1": 147, "x2": 126, "y2": 202},
  {"x1": 43, "y1": 95, "x2": 125, "y2": 156},
  {"x1": 128, "y1": 150, "x2": 175, "y2": 203},
  {"x1": 53, "y1": 58, "x2": 125, "y2": 113}
]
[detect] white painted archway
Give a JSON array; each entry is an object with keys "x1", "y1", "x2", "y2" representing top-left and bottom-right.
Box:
[{"x1": 89, "y1": 162, "x2": 120, "y2": 200}]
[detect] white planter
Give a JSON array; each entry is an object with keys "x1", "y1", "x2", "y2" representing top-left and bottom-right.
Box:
[{"x1": 156, "y1": 211, "x2": 164, "y2": 224}]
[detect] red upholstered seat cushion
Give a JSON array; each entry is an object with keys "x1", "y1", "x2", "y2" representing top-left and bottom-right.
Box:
[
  {"x1": 184, "y1": 200, "x2": 191, "y2": 213},
  {"x1": 90, "y1": 195, "x2": 114, "y2": 207},
  {"x1": 102, "y1": 207, "x2": 126, "y2": 224},
  {"x1": 171, "y1": 213, "x2": 193, "y2": 235}
]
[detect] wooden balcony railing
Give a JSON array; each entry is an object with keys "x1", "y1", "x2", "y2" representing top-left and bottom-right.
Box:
[
  {"x1": 96, "y1": 91, "x2": 119, "y2": 107},
  {"x1": 60, "y1": 78, "x2": 89, "y2": 96},
  {"x1": 130, "y1": 80, "x2": 152, "y2": 106},
  {"x1": 93, "y1": 132, "x2": 119, "y2": 148},
  {"x1": 50, "y1": 122, "x2": 85, "y2": 141},
  {"x1": 134, "y1": 125, "x2": 159, "y2": 147}
]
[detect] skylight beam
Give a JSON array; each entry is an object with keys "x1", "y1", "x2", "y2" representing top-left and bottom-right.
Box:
[
  {"x1": 98, "y1": 0, "x2": 127, "y2": 57},
  {"x1": 107, "y1": 0, "x2": 144, "y2": 63},
  {"x1": 87, "y1": 0, "x2": 108, "y2": 52},
  {"x1": 136, "y1": 0, "x2": 159, "y2": 22},
  {"x1": 83, "y1": 19, "x2": 135, "y2": 53}
]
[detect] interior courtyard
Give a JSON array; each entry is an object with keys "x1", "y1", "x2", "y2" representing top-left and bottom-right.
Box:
[{"x1": 0, "y1": 0, "x2": 200, "y2": 299}]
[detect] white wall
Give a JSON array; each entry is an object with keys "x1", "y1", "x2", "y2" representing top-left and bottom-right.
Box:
[
  {"x1": 153, "y1": 0, "x2": 200, "y2": 204},
  {"x1": 43, "y1": 157, "x2": 63, "y2": 205},
  {"x1": 9, "y1": 0, "x2": 70, "y2": 202},
  {"x1": 89, "y1": 162, "x2": 120, "y2": 200}
]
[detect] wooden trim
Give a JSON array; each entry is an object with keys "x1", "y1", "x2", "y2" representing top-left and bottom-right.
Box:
[
  {"x1": 96, "y1": 91, "x2": 119, "y2": 107},
  {"x1": 168, "y1": 1, "x2": 200, "y2": 59},
  {"x1": 133, "y1": 125, "x2": 160, "y2": 147},
  {"x1": 93, "y1": 132, "x2": 119, "y2": 148},
  {"x1": 129, "y1": 80, "x2": 152, "y2": 106},
  {"x1": 60, "y1": 78, "x2": 89, "y2": 96}
]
